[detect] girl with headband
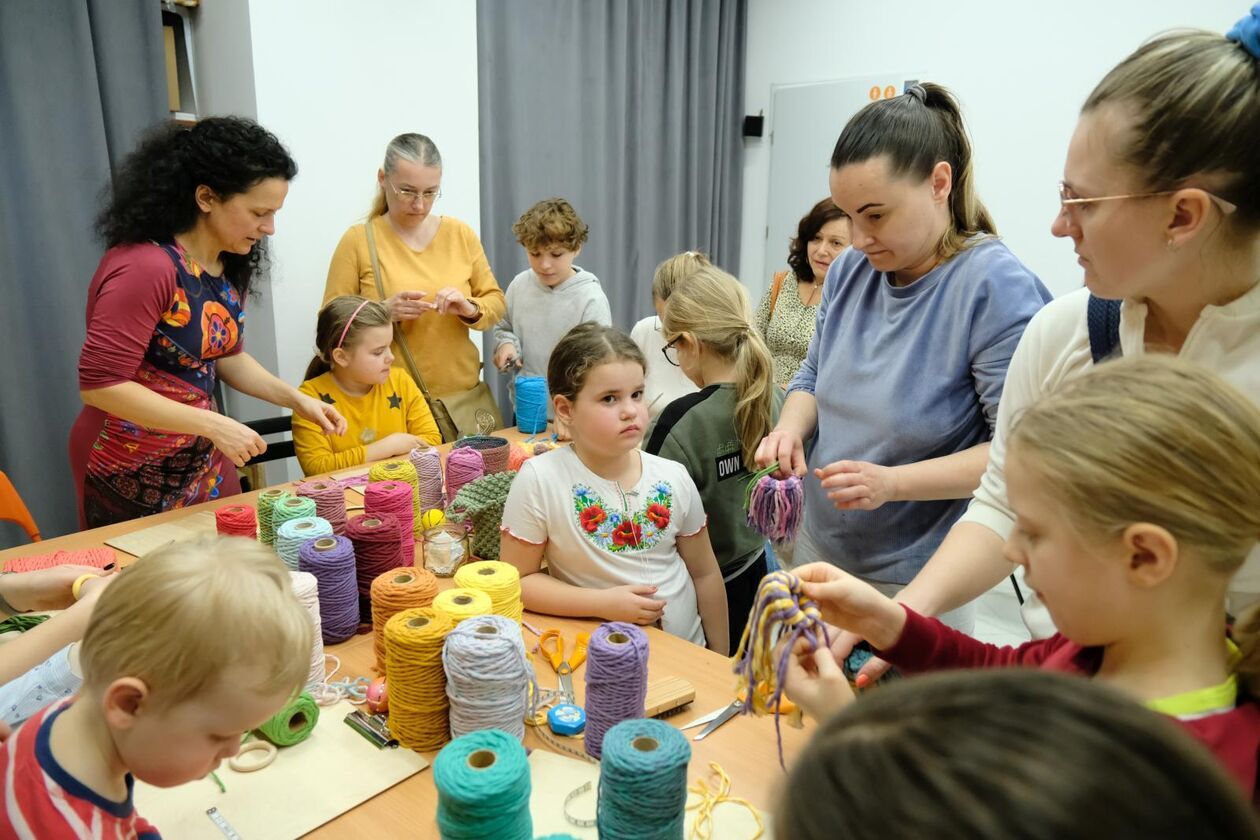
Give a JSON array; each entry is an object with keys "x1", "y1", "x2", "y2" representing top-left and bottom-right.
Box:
[{"x1": 293, "y1": 295, "x2": 441, "y2": 476}]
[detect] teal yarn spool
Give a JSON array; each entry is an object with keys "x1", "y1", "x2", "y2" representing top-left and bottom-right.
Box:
[
  {"x1": 255, "y1": 691, "x2": 320, "y2": 746},
  {"x1": 597, "y1": 718, "x2": 691, "y2": 840},
  {"x1": 434, "y1": 729, "x2": 533, "y2": 840}
]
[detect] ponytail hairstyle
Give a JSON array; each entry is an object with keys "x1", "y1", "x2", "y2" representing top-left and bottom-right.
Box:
[
  {"x1": 96, "y1": 116, "x2": 297, "y2": 299},
  {"x1": 661, "y1": 266, "x2": 774, "y2": 469},
  {"x1": 830, "y1": 82, "x2": 995, "y2": 262},
  {"x1": 651, "y1": 250, "x2": 711, "y2": 303},
  {"x1": 304, "y1": 295, "x2": 393, "y2": 380},
  {"x1": 1007, "y1": 355, "x2": 1260, "y2": 696},
  {"x1": 370, "y1": 133, "x2": 443, "y2": 218},
  {"x1": 1081, "y1": 26, "x2": 1260, "y2": 236}
]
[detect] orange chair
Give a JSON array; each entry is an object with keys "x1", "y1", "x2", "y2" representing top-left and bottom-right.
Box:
[{"x1": 0, "y1": 471, "x2": 40, "y2": 542}]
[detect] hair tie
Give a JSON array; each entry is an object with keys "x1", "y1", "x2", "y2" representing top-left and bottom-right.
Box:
[
  {"x1": 905, "y1": 83, "x2": 928, "y2": 103},
  {"x1": 336, "y1": 300, "x2": 373, "y2": 351},
  {"x1": 1227, "y1": 3, "x2": 1260, "y2": 59}
]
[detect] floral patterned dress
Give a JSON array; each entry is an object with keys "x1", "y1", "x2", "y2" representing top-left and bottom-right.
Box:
[{"x1": 71, "y1": 242, "x2": 245, "y2": 528}]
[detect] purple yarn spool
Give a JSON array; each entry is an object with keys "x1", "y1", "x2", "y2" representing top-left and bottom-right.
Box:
[
  {"x1": 298, "y1": 535, "x2": 360, "y2": 644},
  {"x1": 583, "y1": 622, "x2": 649, "y2": 759},
  {"x1": 446, "y1": 446, "x2": 485, "y2": 500}
]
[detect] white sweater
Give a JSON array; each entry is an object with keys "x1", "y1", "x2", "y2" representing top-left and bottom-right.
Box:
[{"x1": 963, "y1": 284, "x2": 1260, "y2": 617}]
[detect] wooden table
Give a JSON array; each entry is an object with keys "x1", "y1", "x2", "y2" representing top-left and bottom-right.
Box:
[{"x1": 0, "y1": 430, "x2": 807, "y2": 838}]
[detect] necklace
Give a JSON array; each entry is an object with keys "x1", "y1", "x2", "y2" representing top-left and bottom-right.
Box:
[{"x1": 803, "y1": 280, "x2": 822, "y2": 306}]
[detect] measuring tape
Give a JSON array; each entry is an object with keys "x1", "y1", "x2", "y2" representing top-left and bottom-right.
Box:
[{"x1": 207, "y1": 807, "x2": 243, "y2": 839}]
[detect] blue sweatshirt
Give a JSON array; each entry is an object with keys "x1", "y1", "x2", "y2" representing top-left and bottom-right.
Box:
[{"x1": 788, "y1": 238, "x2": 1051, "y2": 584}]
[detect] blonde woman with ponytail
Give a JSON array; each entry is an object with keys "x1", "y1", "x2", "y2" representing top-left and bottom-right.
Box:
[
  {"x1": 756, "y1": 82, "x2": 1051, "y2": 633},
  {"x1": 645, "y1": 265, "x2": 783, "y2": 644}
]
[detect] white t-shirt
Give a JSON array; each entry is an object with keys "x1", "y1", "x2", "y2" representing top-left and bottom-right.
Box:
[
  {"x1": 501, "y1": 446, "x2": 707, "y2": 645},
  {"x1": 630, "y1": 316, "x2": 699, "y2": 420},
  {"x1": 962, "y1": 285, "x2": 1260, "y2": 627}
]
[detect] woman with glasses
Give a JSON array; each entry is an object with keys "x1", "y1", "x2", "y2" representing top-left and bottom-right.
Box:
[
  {"x1": 755, "y1": 83, "x2": 1051, "y2": 634},
  {"x1": 848, "y1": 10, "x2": 1260, "y2": 682},
  {"x1": 324, "y1": 133, "x2": 505, "y2": 405}
]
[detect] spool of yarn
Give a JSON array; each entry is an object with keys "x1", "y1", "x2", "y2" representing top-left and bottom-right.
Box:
[
  {"x1": 296, "y1": 479, "x2": 349, "y2": 535},
  {"x1": 369, "y1": 459, "x2": 422, "y2": 537},
  {"x1": 441, "y1": 614, "x2": 535, "y2": 740},
  {"x1": 346, "y1": 513, "x2": 406, "y2": 618},
  {"x1": 597, "y1": 719, "x2": 691, "y2": 840},
  {"x1": 445, "y1": 447, "x2": 485, "y2": 500},
  {"x1": 275, "y1": 516, "x2": 334, "y2": 571},
  {"x1": 298, "y1": 535, "x2": 360, "y2": 643},
  {"x1": 254, "y1": 691, "x2": 320, "y2": 747},
  {"x1": 743, "y1": 463, "x2": 804, "y2": 546},
  {"x1": 215, "y1": 504, "x2": 257, "y2": 538},
  {"x1": 385, "y1": 606, "x2": 453, "y2": 751},
  {"x1": 272, "y1": 494, "x2": 318, "y2": 533},
  {"x1": 433, "y1": 588, "x2": 493, "y2": 627},
  {"x1": 453, "y1": 561, "x2": 523, "y2": 624},
  {"x1": 433, "y1": 729, "x2": 532, "y2": 840},
  {"x1": 444, "y1": 471, "x2": 518, "y2": 563},
  {"x1": 365, "y1": 480, "x2": 416, "y2": 566},
  {"x1": 514, "y1": 376, "x2": 549, "y2": 434},
  {"x1": 370, "y1": 567, "x2": 439, "y2": 673},
  {"x1": 583, "y1": 622, "x2": 649, "y2": 759},
  {"x1": 506, "y1": 445, "x2": 530, "y2": 473},
  {"x1": 257, "y1": 489, "x2": 293, "y2": 545},
  {"x1": 289, "y1": 571, "x2": 328, "y2": 693},
  {"x1": 452, "y1": 435, "x2": 510, "y2": 475},
  {"x1": 411, "y1": 446, "x2": 446, "y2": 511}
]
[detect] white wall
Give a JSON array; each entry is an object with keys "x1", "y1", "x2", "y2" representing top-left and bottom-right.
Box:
[{"x1": 739, "y1": 0, "x2": 1244, "y2": 299}]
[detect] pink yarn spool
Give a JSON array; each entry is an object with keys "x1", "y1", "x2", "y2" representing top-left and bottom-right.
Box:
[
  {"x1": 445, "y1": 447, "x2": 485, "y2": 499},
  {"x1": 364, "y1": 480, "x2": 416, "y2": 566},
  {"x1": 410, "y1": 446, "x2": 446, "y2": 511},
  {"x1": 296, "y1": 479, "x2": 348, "y2": 535}
]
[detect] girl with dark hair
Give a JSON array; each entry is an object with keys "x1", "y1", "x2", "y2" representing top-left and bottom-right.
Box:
[
  {"x1": 754, "y1": 198, "x2": 849, "y2": 388},
  {"x1": 70, "y1": 117, "x2": 345, "y2": 528},
  {"x1": 755, "y1": 84, "x2": 1051, "y2": 634}
]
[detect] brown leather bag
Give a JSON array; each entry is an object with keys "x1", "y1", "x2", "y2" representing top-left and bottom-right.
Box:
[{"x1": 365, "y1": 220, "x2": 503, "y2": 442}]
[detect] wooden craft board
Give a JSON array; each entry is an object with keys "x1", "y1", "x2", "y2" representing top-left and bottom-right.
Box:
[
  {"x1": 103, "y1": 510, "x2": 217, "y2": 557},
  {"x1": 134, "y1": 700, "x2": 428, "y2": 839},
  {"x1": 528, "y1": 749, "x2": 772, "y2": 839}
]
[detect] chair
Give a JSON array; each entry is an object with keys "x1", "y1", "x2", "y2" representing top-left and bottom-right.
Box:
[
  {"x1": 239, "y1": 416, "x2": 298, "y2": 491},
  {"x1": 0, "y1": 471, "x2": 41, "y2": 542}
]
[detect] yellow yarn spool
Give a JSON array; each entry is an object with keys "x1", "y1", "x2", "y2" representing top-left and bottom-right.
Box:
[
  {"x1": 384, "y1": 606, "x2": 453, "y2": 751},
  {"x1": 453, "y1": 560, "x2": 523, "y2": 624},
  {"x1": 369, "y1": 459, "x2": 422, "y2": 537},
  {"x1": 432, "y1": 587, "x2": 493, "y2": 626},
  {"x1": 419, "y1": 508, "x2": 446, "y2": 531}
]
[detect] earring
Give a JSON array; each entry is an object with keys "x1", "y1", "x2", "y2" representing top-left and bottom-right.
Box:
[{"x1": 1166, "y1": 238, "x2": 1179, "y2": 252}]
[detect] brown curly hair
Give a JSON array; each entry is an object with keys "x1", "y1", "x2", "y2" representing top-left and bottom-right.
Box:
[
  {"x1": 786, "y1": 198, "x2": 849, "y2": 282},
  {"x1": 512, "y1": 198, "x2": 590, "y2": 251}
]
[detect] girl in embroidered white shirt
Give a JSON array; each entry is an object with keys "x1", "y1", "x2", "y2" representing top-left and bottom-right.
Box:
[{"x1": 499, "y1": 323, "x2": 729, "y2": 653}]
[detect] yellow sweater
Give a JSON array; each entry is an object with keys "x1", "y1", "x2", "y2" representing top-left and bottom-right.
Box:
[
  {"x1": 292, "y1": 368, "x2": 441, "y2": 476},
  {"x1": 324, "y1": 215, "x2": 506, "y2": 396}
]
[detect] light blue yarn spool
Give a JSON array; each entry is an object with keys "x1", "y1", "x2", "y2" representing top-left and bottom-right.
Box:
[
  {"x1": 434, "y1": 728, "x2": 533, "y2": 840},
  {"x1": 275, "y1": 516, "x2": 334, "y2": 571},
  {"x1": 597, "y1": 718, "x2": 691, "y2": 840},
  {"x1": 515, "y1": 375, "x2": 549, "y2": 434}
]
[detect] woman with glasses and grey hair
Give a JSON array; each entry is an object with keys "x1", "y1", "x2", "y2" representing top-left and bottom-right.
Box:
[
  {"x1": 324, "y1": 133, "x2": 505, "y2": 416},
  {"x1": 846, "y1": 7, "x2": 1260, "y2": 683}
]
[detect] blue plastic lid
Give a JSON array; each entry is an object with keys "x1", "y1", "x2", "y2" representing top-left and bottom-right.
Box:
[{"x1": 547, "y1": 703, "x2": 586, "y2": 736}]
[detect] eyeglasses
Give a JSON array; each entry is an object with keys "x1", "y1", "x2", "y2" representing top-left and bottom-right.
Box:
[
  {"x1": 388, "y1": 179, "x2": 442, "y2": 206},
  {"x1": 1058, "y1": 182, "x2": 1236, "y2": 218},
  {"x1": 661, "y1": 335, "x2": 683, "y2": 367}
]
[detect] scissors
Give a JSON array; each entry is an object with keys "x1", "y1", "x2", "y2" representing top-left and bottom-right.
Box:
[
  {"x1": 538, "y1": 629, "x2": 590, "y2": 705},
  {"x1": 681, "y1": 687, "x2": 799, "y2": 741}
]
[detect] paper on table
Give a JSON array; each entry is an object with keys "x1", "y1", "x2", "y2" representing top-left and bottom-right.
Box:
[{"x1": 103, "y1": 511, "x2": 217, "y2": 558}]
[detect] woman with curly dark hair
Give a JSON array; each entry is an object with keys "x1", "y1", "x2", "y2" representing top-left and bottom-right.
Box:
[
  {"x1": 753, "y1": 199, "x2": 850, "y2": 388},
  {"x1": 69, "y1": 117, "x2": 346, "y2": 528}
]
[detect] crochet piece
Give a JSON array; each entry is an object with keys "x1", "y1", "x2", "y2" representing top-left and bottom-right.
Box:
[{"x1": 444, "y1": 470, "x2": 518, "y2": 562}]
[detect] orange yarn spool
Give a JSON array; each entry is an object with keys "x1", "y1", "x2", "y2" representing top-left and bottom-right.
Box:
[{"x1": 370, "y1": 567, "x2": 439, "y2": 673}]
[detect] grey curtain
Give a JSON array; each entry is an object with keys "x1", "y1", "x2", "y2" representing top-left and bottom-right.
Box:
[
  {"x1": 0, "y1": 0, "x2": 166, "y2": 546},
  {"x1": 476, "y1": 0, "x2": 747, "y2": 412}
]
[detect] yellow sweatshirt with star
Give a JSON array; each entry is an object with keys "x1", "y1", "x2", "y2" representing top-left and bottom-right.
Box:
[{"x1": 292, "y1": 368, "x2": 441, "y2": 476}]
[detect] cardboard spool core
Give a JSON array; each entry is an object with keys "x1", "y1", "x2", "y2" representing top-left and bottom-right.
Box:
[
  {"x1": 632, "y1": 737, "x2": 659, "y2": 753},
  {"x1": 475, "y1": 624, "x2": 498, "y2": 635},
  {"x1": 393, "y1": 572, "x2": 415, "y2": 585},
  {"x1": 227, "y1": 506, "x2": 246, "y2": 514},
  {"x1": 477, "y1": 567, "x2": 495, "y2": 576},
  {"x1": 364, "y1": 518, "x2": 382, "y2": 528},
  {"x1": 295, "y1": 521, "x2": 313, "y2": 530},
  {"x1": 607, "y1": 632, "x2": 630, "y2": 646},
  {"x1": 454, "y1": 595, "x2": 473, "y2": 606},
  {"x1": 314, "y1": 538, "x2": 337, "y2": 551},
  {"x1": 311, "y1": 482, "x2": 329, "y2": 491},
  {"x1": 467, "y1": 749, "x2": 497, "y2": 770},
  {"x1": 288, "y1": 712, "x2": 308, "y2": 733},
  {"x1": 283, "y1": 498, "x2": 304, "y2": 508},
  {"x1": 408, "y1": 616, "x2": 430, "y2": 629}
]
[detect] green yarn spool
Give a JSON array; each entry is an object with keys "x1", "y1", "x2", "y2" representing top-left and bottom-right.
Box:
[
  {"x1": 434, "y1": 728, "x2": 532, "y2": 840},
  {"x1": 597, "y1": 718, "x2": 691, "y2": 839},
  {"x1": 254, "y1": 691, "x2": 320, "y2": 747},
  {"x1": 272, "y1": 495, "x2": 318, "y2": 532},
  {"x1": 444, "y1": 471, "x2": 517, "y2": 562}
]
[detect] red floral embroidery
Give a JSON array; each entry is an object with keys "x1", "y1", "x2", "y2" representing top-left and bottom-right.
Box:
[
  {"x1": 646, "y1": 503, "x2": 670, "y2": 529},
  {"x1": 580, "y1": 506, "x2": 607, "y2": 533},
  {"x1": 612, "y1": 521, "x2": 643, "y2": 547}
]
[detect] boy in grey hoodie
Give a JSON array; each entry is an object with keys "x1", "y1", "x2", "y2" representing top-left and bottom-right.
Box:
[{"x1": 493, "y1": 199, "x2": 612, "y2": 417}]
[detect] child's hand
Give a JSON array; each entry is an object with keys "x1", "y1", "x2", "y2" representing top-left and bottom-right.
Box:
[
  {"x1": 754, "y1": 429, "x2": 807, "y2": 477},
  {"x1": 382, "y1": 432, "x2": 423, "y2": 457},
  {"x1": 0, "y1": 564, "x2": 117, "y2": 613},
  {"x1": 599, "y1": 584, "x2": 666, "y2": 625},
  {"x1": 794, "y1": 562, "x2": 906, "y2": 650},
  {"x1": 493, "y1": 345, "x2": 520, "y2": 372},
  {"x1": 817, "y1": 460, "x2": 899, "y2": 511},
  {"x1": 783, "y1": 637, "x2": 854, "y2": 721}
]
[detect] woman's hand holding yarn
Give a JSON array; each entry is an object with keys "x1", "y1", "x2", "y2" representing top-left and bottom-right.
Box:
[
  {"x1": 208, "y1": 414, "x2": 267, "y2": 467},
  {"x1": 782, "y1": 636, "x2": 854, "y2": 722},
  {"x1": 387, "y1": 290, "x2": 436, "y2": 321},
  {"x1": 294, "y1": 393, "x2": 348, "y2": 437},
  {"x1": 599, "y1": 584, "x2": 667, "y2": 625},
  {"x1": 794, "y1": 562, "x2": 905, "y2": 650},
  {"x1": 817, "y1": 459, "x2": 899, "y2": 511},
  {"x1": 754, "y1": 429, "x2": 807, "y2": 478}
]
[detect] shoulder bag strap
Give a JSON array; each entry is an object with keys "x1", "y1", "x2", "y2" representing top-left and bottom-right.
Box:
[
  {"x1": 769, "y1": 270, "x2": 788, "y2": 316},
  {"x1": 365, "y1": 219, "x2": 438, "y2": 401}
]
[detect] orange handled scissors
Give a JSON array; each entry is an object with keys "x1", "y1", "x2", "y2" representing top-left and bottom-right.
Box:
[{"x1": 538, "y1": 629, "x2": 589, "y2": 704}]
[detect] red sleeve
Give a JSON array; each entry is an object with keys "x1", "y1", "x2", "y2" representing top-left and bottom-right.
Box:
[
  {"x1": 78, "y1": 244, "x2": 178, "y2": 389},
  {"x1": 875, "y1": 605, "x2": 1069, "y2": 673}
]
